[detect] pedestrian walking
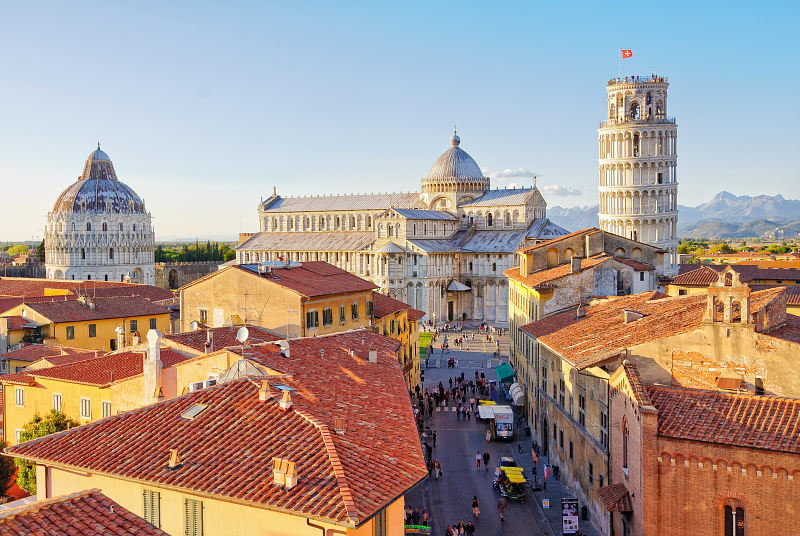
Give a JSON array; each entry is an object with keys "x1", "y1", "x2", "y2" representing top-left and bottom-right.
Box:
[
  {"x1": 485, "y1": 429, "x2": 491, "y2": 443},
  {"x1": 432, "y1": 430, "x2": 437, "y2": 447},
  {"x1": 467, "y1": 407, "x2": 471, "y2": 420},
  {"x1": 465, "y1": 521, "x2": 475, "y2": 534},
  {"x1": 482, "y1": 451, "x2": 490, "y2": 471},
  {"x1": 475, "y1": 451, "x2": 481, "y2": 470},
  {"x1": 427, "y1": 459, "x2": 432, "y2": 478},
  {"x1": 471, "y1": 496, "x2": 480, "y2": 518},
  {"x1": 433, "y1": 459, "x2": 441, "y2": 479},
  {"x1": 497, "y1": 497, "x2": 507, "y2": 521}
]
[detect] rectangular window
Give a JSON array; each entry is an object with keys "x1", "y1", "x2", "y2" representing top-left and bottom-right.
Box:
[
  {"x1": 569, "y1": 440, "x2": 573, "y2": 460},
  {"x1": 589, "y1": 462, "x2": 594, "y2": 487},
  {"x1": 66, "y1": 326, "x2": 75, "y2": 340},
  {"x1": 390, "y1": 320, "x2": 395, "y2": 334},
  {"x1": 130, "y1": 319, "x2": 138, "y2": 332},
  {"x1": 339, "y1": 305, "x2": 346, "y2": 324},
  {"x1": 639, "y1": 272, "x2": 645, "y2": 282},
  {"x1": 102, "y1": 401, "x2": 112, "y2": 418},
  {"x1": 323, "y1": 307, "x2": 333, "y2": 327},
  {"x1": 541, "y1": 362, "x2": 548, "y2": 391},
  {"x1": 351, "y1": 302, "x2": 359, "y2": 320},
  {"x1": 15, "y1": 430, "x2": 21, "y2": 443},
  {"x1": 53, "y1": 393, "x2": 62, "y2": 412},
  {"x1": 88, "y1": 324, "x2": 96, "y2": 338},
  {"x1": 306, "y1": 310, "x2": 319, "y2": 329},
  {"x1": 143, "y1": 489, "x2": 161, "y2": 528},
  {"x1": 366, "y1": 300, "x2": 374, "y2": 318},
  {"x1": 559, "y1": 429, "x2": 564, "y2": 450},
  {"x1": 553, "y1": 423, "x2": 557, "y2": 441},
  {"x1": 15, "y1": 388, "x2": 24, "y2": 407},
  {"x1": 578, "y1": 390, "x2": 586, "y2": 427},
  {"x1": 198, "y1": 308, "x2": 208, "y2": 324},
  {"x1": 150, "y1": 318, "x2": 157, "y2": 330},
  {"x1": 80, "y1": 397, "x2": 91, "y2": 419},
  {"x1": 600, "y1": 408, "x2": 609, "y2": 449},
  {"x1": 559, "y1": 378, "x2": 565, "y2": 407},
  {"x1": 678, "y1": 289, "x2": 688, "y2": 296},
  {"x1": 185, "y1": 498, "x2": 203, "y2": 536}
]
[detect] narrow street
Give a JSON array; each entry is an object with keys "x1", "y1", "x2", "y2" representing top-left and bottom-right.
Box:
[{"x1": 405, "y1": 327, "x2": 552, "y2": 535}]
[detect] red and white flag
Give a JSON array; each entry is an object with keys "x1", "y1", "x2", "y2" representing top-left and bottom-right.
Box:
[
  {"x1": 544, "y1": 465, "x2": 551, "y2": 480},
  {"x1": 621, "y1": 49, "x2": 632, "y2": 58}
]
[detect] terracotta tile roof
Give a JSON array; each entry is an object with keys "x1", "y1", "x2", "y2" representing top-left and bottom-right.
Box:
[
  {"x1": 518, "y1": 228, "x2": 601, "y2": 253},
  {"x1": 520, "y1": 288, "x2": 787, "y2": 369},
  {"x1": 0, "y1": 295, "x2": 78, "y2": 315},
  {"x1": 597, "y1": 483, "x2": 633, "y2": 512},
  {"x1": 6, "y1": 330, "x2": 425, "y2": 527},
  {"x1": 749, "y1": 267, "x2": 800, "y2": 281},
  {"x1": 0, "y1": 489, "x2": 167, "y2": 535},
  {"x1": 612, "y1": 257, "x2": 655, "y2": 271},
  {"x1": 0, "y1": 277, "x2": 172, "y2": 301},
  {"x1": 1, "y1": 317, "x2": 28, "y2": 331},
  {"x1": 371, "y1": 291, "x2": 411, "y2": 318},
  {"x1": 23, "y1": 296, "x2": 169, "y2": 323},
  {"x1": 232, "y1": 261, "x2": 377, "y2": 297},
  {"x1": 34, "y1": 353, "x2": 101, "y2": 368},
  {"x1": 1, "y1": 348, "x2": 189, "y2": 387},
  {"x1": 407, "y1": 308, "x2": 426, "y2": 321},
  {"x1": 504, "y1": 255, "x2": 612, "y2": 289},
  {"x1": 645, "y1": 386, "x2": 800, "y2": 454},
  {"x1": 165, "y1": 325, "x2": 281, "y2": 353},
  {"x1": 671, "y1": 265, "x2": 736, "y2": 286},
  {"x1": 750, "y1": 284, "x2": 800, "y2": 305},
  {"x1": 760, "y1": 313, "x2": 800, "y2": 344},
  {"x1": 621, "y1": 362, "x2": 652, "y2": 406},
  {"x1": 0, "y1": 344, "x2": 96, "y2": 363}
]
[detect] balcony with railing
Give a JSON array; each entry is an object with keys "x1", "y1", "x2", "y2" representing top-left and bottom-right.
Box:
[
  {"x1": 600, "y1": 116, "x2": 677, "y2": 128},
  {"x1": 608, "y1": 75, "x2": 668, "y2": 86}
]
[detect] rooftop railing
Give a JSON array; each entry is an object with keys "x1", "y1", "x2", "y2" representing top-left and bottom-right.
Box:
[
  {"x1": 600, "y1": 117, "x2": 677, "y2": 128},
  {"x1": 608, "y1": 75, "x2": 668, "y2": 85}
]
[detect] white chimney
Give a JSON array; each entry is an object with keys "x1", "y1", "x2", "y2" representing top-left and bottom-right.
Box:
[
  {"x1": 623, "y1": 310, "x2": 644, "y2": 324},
  {"x1": 144, "y1": 329, "x2": 163, "y2": 405},
  {"x1": 258, "y1": 381, "x2": 274, "y2": 402},
  {"x1": 368, "y1": 349, "x2": 378, "y2": 363},
  {"x1": 279, "y1": 389, "x2": 292, "y2": 410}
]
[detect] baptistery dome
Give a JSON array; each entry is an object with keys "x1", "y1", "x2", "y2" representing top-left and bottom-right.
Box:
[
  {"x1": 45, "y1": 145, "x2": 155, "y2": 284},
  {"x1": 426, "y1": 132, "x2": 485, "y2": 180},
  {"x1": 52, "y1": 146, "x2": 146, "y2": 214}
]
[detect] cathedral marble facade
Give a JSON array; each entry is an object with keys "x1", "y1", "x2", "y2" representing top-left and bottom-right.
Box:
[{"x1": 237, "y1": 133, "x2": 567, "y2": 324}]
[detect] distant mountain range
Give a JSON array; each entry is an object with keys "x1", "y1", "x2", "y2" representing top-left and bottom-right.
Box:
[{"x1": 549, "y1": 192, "x2": 800, "y2": 239}]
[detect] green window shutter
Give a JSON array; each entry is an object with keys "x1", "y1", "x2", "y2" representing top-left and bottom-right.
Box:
[
  {"x1": 143, "y1": 490, "x2": 161, "y2": 528},
  {"x1": 185, "y1": 498, "x2": 203, "y2": 536},
  {"x1": 306, "y1": 312, "x2": 312, "y2": 328}
]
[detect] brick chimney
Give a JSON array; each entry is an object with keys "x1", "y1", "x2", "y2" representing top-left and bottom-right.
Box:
[
  {"x1": 279, "y1": 389, "x2": 292, "y2": 410},
  {"x1": 144, "y1": 329, "x2": 163, "y2": 405},
  {"x1": 272, "y1": 458, "x2": 298, "y2": 490}
]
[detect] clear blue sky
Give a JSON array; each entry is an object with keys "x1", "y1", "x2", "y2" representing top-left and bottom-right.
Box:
[{"x1": 1, "y1": 1, "x2": 797, "y2": 241}]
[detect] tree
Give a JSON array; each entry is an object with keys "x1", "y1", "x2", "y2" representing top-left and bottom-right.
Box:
[
  {"x1": 0, "y1": 440, "x2": 16, "y2": 496},
  {"x1": 709, "y1": 242, "x2": 734, "y2": 254},
  {"x1": 677, "y1": 242, "x2": 693, "y2": 254},
  {"x1": 36, "y1": 240, "x2": 45, "y2": 262},
  {"x1": 686, "y1": 256, "x2": 701, "y2": 264},
  {"x1": 15, "y1": 411, "x2": 79, "y2": 494},
  {"x1": 6, "y1": 245, "x2": 28, "y2": 256}
]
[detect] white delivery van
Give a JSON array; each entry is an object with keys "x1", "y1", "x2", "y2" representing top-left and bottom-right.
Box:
[{"x1": 492, "y1": 406, "x2": 514, "y2": 440}]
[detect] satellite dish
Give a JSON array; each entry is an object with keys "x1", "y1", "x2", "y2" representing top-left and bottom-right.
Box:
[
  {"x1": 115, "y1": 326, "x2": 123, "y2": 335},
  {"x1": 236, "y1": 326, "x2": 249, "y2": 344}
]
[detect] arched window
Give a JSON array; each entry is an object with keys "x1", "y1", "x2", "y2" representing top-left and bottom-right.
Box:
[
  {"x1": 81, "y1": 248, "x2": 85, "y2": 260},
  {"x1": 245, "y1": 253, "x2": 250, "y2": 262},
  {"x1": 487, "y1": 213, "x2": 493, "y2": 227},
  {"x1": 723, "y1": 504, "x2": 746, "y2": 536},
  {"x1": 109, "y1": 248, "x2": 113, "y2": 260},
  {"x1": 469, "y1": 261, "x2": 473, "y2": 272},
  {"x1": 492, "y1": 262, "x2": 496, "y2": 272},
  {"x1": 133, "y1": 224, "x2": 136, "y2": 231},
  {"x1": 71, "y1": 222, "x2": 75, "y2": 231},
  {"x1": 504, "y1": 212, "x2": 511, "y2": 226},
  {"x1": 86, "y1": 222, "x2": 92, "y2": 231},
  {"x1": 724, "y1": 272, "x2": 733, "y2": 287},
  {"x1": 622, "y1": 418, "x2": 629, "y2": 470},
  {"x1": 630, "y1": 101, "x2": 640, "y2": 120},
  {"x1": 119, "y1": 223, "x2": 123, "y2": 231},
  {"x1": 731, "y1": 301, "x2": 741, "y2": 323},
  {"x1": 714, "y1": 299, "x2": 725, "y2": 322},
  {"x1": 102, "y1": 222, "x2": 107, "y2": 231},
  {"x1": 388, "y1": 225, "x2": 393, "y2": 237},
  {"x1": 350, "y1": 216, "x2": 356, "y2": 228}
]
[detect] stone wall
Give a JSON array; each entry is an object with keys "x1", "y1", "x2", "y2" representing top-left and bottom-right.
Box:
[
  {"x1": 155, "y1": 262, "x2": 222, "y2": 290},
  {"x1": 0, "y1": 265, "x2": 45, "y2": 279}
]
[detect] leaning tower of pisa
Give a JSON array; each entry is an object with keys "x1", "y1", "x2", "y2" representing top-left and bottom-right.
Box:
[{"x1": 598, "y1": 74, "x2": 678, "y2": 274}]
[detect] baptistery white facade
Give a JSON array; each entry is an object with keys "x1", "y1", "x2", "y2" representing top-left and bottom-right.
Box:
[
  {"x1": 598, "y1": 75, "x2": 679, "y2": 274},
  {"x1": 45, "y1": 146, "x2": 155, "y2": 284}
]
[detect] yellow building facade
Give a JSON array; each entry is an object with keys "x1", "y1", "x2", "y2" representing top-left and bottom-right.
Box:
[
  {"x1": 1, "y1": 300, "x2": 170, "y2": 352},
  {"x1": 179, "y1": 263, "x2": 375, "y2": 338},
  {"x1": 372, "y1": 299, "x2": 421, "y2": 389}
]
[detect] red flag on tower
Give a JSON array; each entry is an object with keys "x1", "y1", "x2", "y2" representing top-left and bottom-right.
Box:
[{"x1": 621, "y1": 49, "x2": 632, "y2": 58}]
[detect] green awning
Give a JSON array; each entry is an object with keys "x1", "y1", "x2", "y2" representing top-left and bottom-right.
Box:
[{"x1": 496, "y1": 363, "x2": 515, "y2": 384}]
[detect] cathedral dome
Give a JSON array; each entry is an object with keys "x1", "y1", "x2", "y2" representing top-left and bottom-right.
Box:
[
  {"x1": 52, "y1": 146, "x2": 146, "y2": 214},
  {"x1": 426, "y1": 132, "x2": 485, "y2": 181}
]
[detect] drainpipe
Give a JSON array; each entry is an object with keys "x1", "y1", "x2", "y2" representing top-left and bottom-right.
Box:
[{"x1": 306, "y1": 519, "x2": 325, "y2": 536}]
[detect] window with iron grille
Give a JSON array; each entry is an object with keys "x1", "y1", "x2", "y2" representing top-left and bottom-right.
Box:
[
  {"x1": 184, "y1": 498, "x2": 203, "y2": 536},
  {"x1": 143, "y1": 489, "x2": 160, "y2": 528}
]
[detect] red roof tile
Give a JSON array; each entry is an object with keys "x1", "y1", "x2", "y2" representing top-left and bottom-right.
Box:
[
  {"x1": 0, "y1": 344, "x2": 96, "y2": 363},
  {"x1": 0, "y1": 295, "x2": 78, "y2": 315},
  {"x1": 1, "y1": 348, "x2": 189, "y2": 387},
  {"x1": 597, "y1": 483, "x2": 633, "y2": 512},
  {"x1": 6, "y1": 330, "x2": 425, "y2": 527},
  {"x1": 750, "y1": 284, "x2": 800, "y2": 305},
  {"x1": 165, "y1": 325, "x2": 281, "y2": 353},
  {"x1": 645, "y1": 386, "x2": 800, "y2": 454},
  {"x1": 232, "y1": 262, "x2": 377, "y2": 297},
  {"x1": 371, "y1": 291, "x2": 411, "y2": 318},
  {"x1": 520, "y1": 288, "x2": 786, "y2": 369},
  {"x1": 504, "y1": 255, "x2": 612, "y2": 289},
  {"x1": 0, "y1": 489, "x2": 167, "y2": 535},
  {"x1": 22, "y1": 296, "x2": 169, "y2": 323},
  {"x1": 519, "y1": 228, "x2": 601, "y2": 253},
  {"x1": 407, "y1": 308, "x2": 426, "y2": 321},
  {"x1": 612, "y1": 257, "x2": 655, "y2": 271},
  {"x1": 1, "y1": 317, "x2": 28, "y2": 331},
  {"x1": 0, "y1": 277, "x2": 172, "y2": 301}
]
